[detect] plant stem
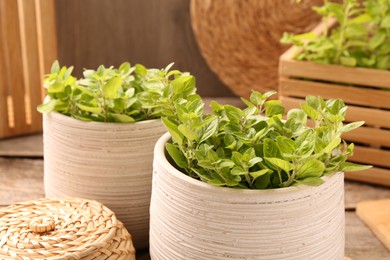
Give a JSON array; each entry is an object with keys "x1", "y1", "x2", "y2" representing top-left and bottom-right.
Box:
[
  {"x1": 245, "y1": 172, "x2": 253, "y2": 188},
  {"x1": 103, "y1": 97, "x2": 108, "y2": 122},
  {"x1": 284, "y1": 170, "x2": 296, "y2": 187},
  {"x1": 277, "y1": 169, "x2": 283, "y2": 187}
]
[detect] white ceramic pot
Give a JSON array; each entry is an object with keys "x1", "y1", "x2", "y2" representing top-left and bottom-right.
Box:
[
  {"x1": 43, "y1": 112, "x2": 167, "y2": 249},
  {"x1": 150, "y1": 133, "x2": 345, "y2": 259}
]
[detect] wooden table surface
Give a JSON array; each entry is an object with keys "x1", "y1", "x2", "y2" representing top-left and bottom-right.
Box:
[{"x1": 1, "y1": 131, "x2": 389, "y2": 259}]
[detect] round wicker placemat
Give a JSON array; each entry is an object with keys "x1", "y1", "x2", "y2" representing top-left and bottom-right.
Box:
[
  {"x1": 190, "y1": 0, "x2": 323, "y2": 97},
  {"x1": 0, "y1": 198, "x2": 136, "y2": 259}
]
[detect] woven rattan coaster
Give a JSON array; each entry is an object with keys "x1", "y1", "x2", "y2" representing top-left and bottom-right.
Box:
[{"x1": 0, "y1": 198, "x2": 136, "y2": 259}]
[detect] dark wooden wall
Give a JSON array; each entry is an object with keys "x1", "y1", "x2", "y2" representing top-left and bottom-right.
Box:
[{"x1": 55, "y1": 0, "x2": 234, "y2": 97}]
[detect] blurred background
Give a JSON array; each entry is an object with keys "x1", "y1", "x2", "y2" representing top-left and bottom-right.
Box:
[
  {"x1": 1, "y1": 2, "x2": 390, "y2": 258},
  {"x1": 0, "y1": 0, "x2": 323, "y2": 138},
  {"x1": 56, "y1": 0, "x2": 233, "y2": 97},
  {"x1": 55, "y1": 0, "x2": 322, "y2": 97}
]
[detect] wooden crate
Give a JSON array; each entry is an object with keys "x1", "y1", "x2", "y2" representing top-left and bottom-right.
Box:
[
  {"x1": 0, "y1": 0, "x2": 57, "y2": 139},
  {"x1": 279, "y1": 22, "x2": 390, "y2": 187}
]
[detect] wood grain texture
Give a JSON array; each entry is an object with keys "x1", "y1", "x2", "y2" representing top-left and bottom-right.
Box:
[
  {"x1": 0, "y1": 134, "x2": 43, "y2": 157},
  {"x1": 280, "y1": 78, "x2": 390, "y2": 109},
  {"x1": 280, "y1": 58, "x2": 390, "y2": 89},
  {"x1": 55, "y1": 0, "x2": 232, "y2": 97},
  {"x1": 342, "y1": 127, "x2": 390, "y2": 147},
  {"x1": 350, "y1": 146, "x2": 390, "y2": 169},
  {"x1": 345, "y1": 181, "x2": 390, "y2": 210},
  {"x1": 20, "y1": 0, "x2": 43, "y2": 129},
  {"x1": 1, "y1": 0, "x2": 27, "y2": 133},
  {"x1": 0, "y1": 158, "x2": 44, "y2": 206},
  {"x1": 345, "y1": 168, "x2": 390, "y2": 187},
  {"x1": 0, "y1": 0, "x2": 56, "y2": 139},
  {"x1": 0, "y1": 3, "x2": 9, "y2": 137},
  {"x1": 36, "y1": 0, "x2": 57, "y2": 76},
  {"x1": 356, "y1": 199, "x2": 390, "y2": 252},
  {"x1": 345, "y1": 211, "x2": 390, "y2": 260}
]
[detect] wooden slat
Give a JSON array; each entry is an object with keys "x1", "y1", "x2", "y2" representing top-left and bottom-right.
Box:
[
  {"x1": 280, "y1": 96, "x2": 390, "y2": 129},
  {"x1": 344, "y1": 104, "x2": 390, "y2": 129},
  {"x1": 36, "y1": 0, "x2": 57, "y2": 78},
  {"x1": 0, "y1": 2, "x2": 10, "y2": 137},
  {"x1": 20, "y1": 0, "x2": 43, "y2": 131},
  {"x1": 345, "y1": 167, "x2": 390, "y2": 186},
  {"x1": 343, "y1": 127, "x2": 390, "y2": 148},
  {"x1": 279, "y1": 57, "x2": 390, "y2": 90},
  {"x1": 350, "y1": 146, "x2": 390, "y2": 168},
  {"x1": 280, "y1": 78, "x2": 390, "y2": 109},
  {"x1": 0, "y1": 0, "x2": 56, "y2": 139},
  {"x1": 1, "y1": 0, "x2": 27, "y2": 134}
]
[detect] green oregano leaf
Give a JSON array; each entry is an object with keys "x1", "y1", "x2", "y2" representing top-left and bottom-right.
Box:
[
  {"x1": 38, "y1": 61, "x2": 196, "y2": 123},
  {"x1": 166, "y1": 143, "x2": 188, "y2": 170},
  {"x1": 281, "y1": 0, "x2": 390, "y2": 70},
  {"x1": 301, "y1": 103, "x2": 319, "y2": 120},
  {"x1": 162, "y1": 117, "x2": 183, "y2": 147},
  {"x1": 103, "y1": 76, "x2": 123, "y2": 99},
  {"x1": 249, "y1": 169, "x2": 269, "y2": 181},
  {"x1": 199, "y1": 119, "x2": 218, "y2": 143},
  {"x1": 342, "y1": 121, "x2": 365, "y2": 133},
  {"x1": 299, "y1": 177, "x2": 324, "y2": 186},
  {"x1": 37, "y1": 99, "x2": 58, "y2": 113},
  {"x1": 339, "y1": 162, "x2": 372, "y2": 172},
  {"x1": 51, "y1": 60, "x2": 60, "y2": 73},
  {"x1": 76, "y1": 103, "x2": 103, "y2": 114},
  {"x1": 110, "y1": 113, "x2": 135, "y2": 123},
  {"x1": 265, "y1": 157, "x2": 294, "y2": 173},
  {"x1": 296, "y1": 160, "x2": 325, "y2": 179}
]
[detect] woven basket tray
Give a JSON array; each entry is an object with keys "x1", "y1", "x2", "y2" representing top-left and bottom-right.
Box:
[
  {"x1": 0, "y1": 198, "x2": 136, "y2": 259},
  {"x1": 190, "y1": 0, "x2": 323, "y2": 97}
]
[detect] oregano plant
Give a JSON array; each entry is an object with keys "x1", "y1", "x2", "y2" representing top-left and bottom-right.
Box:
[
  {"x1": 37, "y1": 61, "x2": 197, "y2": 122},
  {"x1": 163, "y1": 91, "x2": 371, "y2": 189},
  {"x1": 281, "y1": 0, "x2": 390, "y2": 69}
]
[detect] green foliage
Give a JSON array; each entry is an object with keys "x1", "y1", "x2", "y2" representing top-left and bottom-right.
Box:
[
  {"x1": 281, "y1": 0, "x2": 390, "y2": 70},
  {"x1": 163, "y1": 91, "x2": 371, "y2": 189},
  {"x1": 37, "y1": 61, "x2": 197, "y2": 123}
]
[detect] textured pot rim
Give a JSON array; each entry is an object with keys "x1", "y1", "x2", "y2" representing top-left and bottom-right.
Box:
[
  {"x1": 48, "y1": 111, "x2": 161, "y2": 126},
  {"x1": 154, "y1": 132, "x2": 341, "y2": 195}
]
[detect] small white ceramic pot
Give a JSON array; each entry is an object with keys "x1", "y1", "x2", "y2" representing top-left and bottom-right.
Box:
[
  {"x1": 43, "y1": 112, "x2": 167, "y2": 249},
  {"x1": 150, "y1": 132, "x2": 345, "y2": 259}
]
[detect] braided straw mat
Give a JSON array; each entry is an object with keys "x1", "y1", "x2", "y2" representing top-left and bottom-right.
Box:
[
  {"x1": 0, "y1": 198, "x2": 135, "y2": 259},
  {"x1": 190, "y1": 0, "x2": 323, "y2": 97}
]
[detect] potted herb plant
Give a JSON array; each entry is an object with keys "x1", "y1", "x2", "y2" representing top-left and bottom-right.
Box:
[
  {"x1": 38, "y1": 61, "x2": 197, "y2": 249},
  {"x1": 279, "y1": 0, "x2": 390, "y2": 186},
  {"x1": 150, "y1": 91, "x2": 370, "y2": 258}
]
